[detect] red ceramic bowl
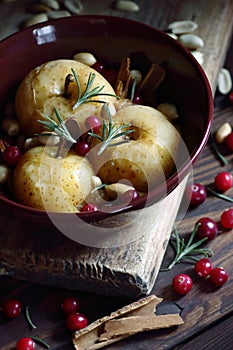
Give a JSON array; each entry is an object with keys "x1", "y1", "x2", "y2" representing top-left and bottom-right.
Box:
[{"x1": 0, "y1": 15, "x2": 213, "y2": 224}]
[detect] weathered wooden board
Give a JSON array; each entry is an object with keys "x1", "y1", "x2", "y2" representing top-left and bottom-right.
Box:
[{"x1": 0, "y1": 0, "x2": 233, "y2": 298}]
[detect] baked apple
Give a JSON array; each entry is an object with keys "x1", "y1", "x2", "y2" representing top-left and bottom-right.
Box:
[
  {"x1": 89, "y1": 105, "x2": 180, "y2": 193},
  {"x1": 13, "y1": 146, "x2": 95, "y2": 212},
  {"x1": 15, "y1": 59, "x2": 117, "y2": 137}
]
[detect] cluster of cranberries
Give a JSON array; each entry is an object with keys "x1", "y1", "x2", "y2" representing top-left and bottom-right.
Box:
[
  {"x1": 172, "y1": 169, "x2": 232, "y2": 295},
  {"x1": 0, "y1": 296, "x2": 88, "y2": 349}
]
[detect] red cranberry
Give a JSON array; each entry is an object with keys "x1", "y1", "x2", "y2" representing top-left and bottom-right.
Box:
[
  {"x1": 195, "y1": 217, "x2": 219, "y2": 241},
  {"x1": 210, "y1": 267, "x2": 228, "y2": 286},
  {"x1": 80, "y1": 203, "x2": 98, "y2": 212},
  {"x1": 16, "y1": 337, "x2": 35, "y2": 350},
  {"x1": 66, "y1": 312, "x2": 88, "y2": 332},
  {"x1": 74, "y1": 141, "x2": 90, "y2": 157},
  {"x1": 102, "y1": 68, "x2": 118, "y2": 86},
  {"x1": 214, "y1": 171, "x2": 233, "y2": 192},
  {"x1": 220, "y1": 208, "x2": 233, "y2": 229},
  {"x1": 3, "y1": 145, "x2": 22, "y2": 165},
  {"x1": 1, "y1": 298, "x2": 22, "y2": 319},
  {"x1": 185, "y1": 183, "x2": 207, "y2": 208},
  {"x1": 132, "y1": 92, "x2": 144, "y2": 104},
  {"x1": 61, "y1": 297, "x2": 80, "y2": 315},
  {"x1": 91, "y1": 61, "x2": 106, "y2": 74},
  {"x1": 85, "y1": 116, "x2": 101, "y2": 133},
  {"x1": 229, "y1": 91, "x2": 233, "y2": 104},
  {"x1": 225, "y1": 132, "x2": 233, "y2": 151},
  {"x1": 194, "y1": 258, "x2": 213, "y2": 278},
  {"x1": 172, "y1": 273, "x2": 193, "y2": 295}
]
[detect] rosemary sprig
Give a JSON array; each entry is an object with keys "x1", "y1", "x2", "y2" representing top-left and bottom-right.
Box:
[
  {"x1": 161, "y1": 224, "x2": 213, "y2": 271},
  {"x1": 25, "y1": 305, "x2": 37, "y2": 329},
  {"x1": 71, "y1": 69, "x2": 118, "y2": 109},
  {"x1": 37, "y1": 108, "x2": 77, "y2": 143},
  {"x1": 207, "y1": 186, "x2": 233, "y2": 202},
  {"x1": 88, "y1": 104, "x2": 134, "y2": 155},
  {"x1": 210, "y1": 130, "x2": 229, "y2": 165}
]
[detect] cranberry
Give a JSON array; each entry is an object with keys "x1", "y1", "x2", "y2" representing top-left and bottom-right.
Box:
[
  {"x1": 225, "y1": 131, "x2": 233, "y2": 152},
  {"x1": 195, "y1": 217, "x2": 219, "y2": 241},
  {"x1": 16, "y1": 337, "x2": 35, "y2": 350},
  {"x1": 85, "y1": 116, "x2": 101, "y2": 133},
  {"x1": 74, "y1": 141, "x2": 90, "y2": 157},
  {"x1": 220, "y1": 208, "x2": 233, "y2": 229},
  {"x1": 229, "y1": 91, "x2": 233, "y2": 104},
  {"x1": 132, "y1": 92, "x2": 144, "y2": 104},
  {"x1": 91, "y1": 61, "x2": 106, "y2": 74},
  {"x1": 66, "y1": 312, "x2": 88, "y2": 332},
  {"x1": 214, "y1": 171, "x2": 233, "y2": 192},
  {"x1": 194, "y1": 258, "x2": 213, "y2": 278},
  {"x1": 3, "y1": 145, "x2": 22, "y2": 165},
  {"x1": 102, "y1": 68, "x2": 118, "y2": 86},
  {"x1": 210, "y1": 267, "x2": 229, "y2": 286},
  {"x1": 172, "y1": 273, "x2": 193, "y2": 295},
  {"x1": 185, "y1": 183, "x2": 207, "y2": 208},
  {"x1": 1, "y1": 298, "x2": 22, "y2": 319},
  {"x1": 80, "y1": 203, "x2": 98, "y2": 212},
  {"x1": 61, "y1": 297, "x2": 80, "y2": 315}
]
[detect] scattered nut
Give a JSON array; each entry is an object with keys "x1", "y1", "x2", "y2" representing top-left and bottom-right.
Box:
[
  {"x1": 215, "y1": 122, "x2": 232, "y2": 143},
  {"x1": 64, "y1": 0, "x2": 84, "y2": 14},
  {"x1": 178, "y1": 33, "x2": 204, "y2": 50},
  {"x1": 114, "y1": 0, "x2": 140, "y2": 12},
  {"x1": 167, "y1": 33, "x2": 178, "y2": 40},
  {"x1": 41, "y1": 0, "x2": 60, "y2": 10},
  {"x1": 24, "y1": 137, "x2": 40, "y2": 151},
  {"x1": 157, "y1": 103, "x2": 179, "y2": 121},
  {"x1": 47, "y1": 10, "x2": 71, "y2": 19},
  {"x1": 23, "y1": 13, "x2": 49, "y2": 28},
  {"x1": 1, "y1": 118, "x2": 20, "y2": 136},
  {"x1": 73, "y1": 52, "x2": 97, "y2": 66},
  {"x1": 190, "y1": 50, "x2": 204, "y2": 65},
  {"x1": 37, "y1": 131, "x2": 61, "y2": 146},
  {"x1": 168, "y1": 20, "x2": 198, "y2": 34},
  {"x1": 105, "y1": 183, "x2": 135, "y2": 199},
  {"x1": 0, "y1": 164, "x2": 9, "y2": 184},
  {"x1": 217, "y1": 68, "x2": 232, "y2": 95},
  {"x1": 101, "y1": 102, "x2": 117, "y2": 120}
]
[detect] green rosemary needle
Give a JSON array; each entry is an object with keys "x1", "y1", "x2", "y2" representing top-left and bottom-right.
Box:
[
  {"x1": 25, "y1": 305, "x2": 37, "y2": 329},
  {"x1": 88, "y1": 104, "x2": 134, "y2": 155},
  {"x1": 161, "y1": 224, "x2": 213, "y2": 271},
  {"x1": 71, "y1": 69, "x2": 118, "y2": 109},
  {"x1": 207, "y1": 186, "x2": 233, "y2": 202},
  {"x1": 31, "y1": 336, "x2": 50, "y2": 349},
  {"x1": 210, "y1": 130, "x2": 229, "y2": 165},
  {"x1": 37, "y1": 108, "x2": 77, "y2": 144}
]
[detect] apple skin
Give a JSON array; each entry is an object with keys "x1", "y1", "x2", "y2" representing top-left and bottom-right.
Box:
[
  {"x1": 15, "y1": 59, "x2": 117, "y2": 137},
  {"x1": 13, "y1": 146, "x2": 95, "y2": 212}
]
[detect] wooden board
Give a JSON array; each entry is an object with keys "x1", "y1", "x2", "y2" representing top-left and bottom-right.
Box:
[{"x1": 0, "y1": 0, "x2": 233, "y2": 298}]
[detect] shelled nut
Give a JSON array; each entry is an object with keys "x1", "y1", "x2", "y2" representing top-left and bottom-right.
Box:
[{"x1": 168, "y1": 20, "x2": 198, "y2": 34}]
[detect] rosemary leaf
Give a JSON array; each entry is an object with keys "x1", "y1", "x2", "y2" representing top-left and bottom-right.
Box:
[
  {"x1": 25, "y1": 305, "x2": 37, "y2": 329},
  {"x1": 207, "y1": 186, "x2": 233, "y2": 202},
  {"x1": 31, "y1": 336, "x2": 50, "y2": 349},
  {"x1": 211, "y1": 130, "x2": 229, "y2": 165}
]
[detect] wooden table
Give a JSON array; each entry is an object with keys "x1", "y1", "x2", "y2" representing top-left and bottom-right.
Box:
[{"x1": 0, "y1": 1, "x2": 233, "y2": 349}]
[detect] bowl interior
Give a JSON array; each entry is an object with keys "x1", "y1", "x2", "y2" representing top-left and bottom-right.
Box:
[{"x1": 0, "y1": 15, "x2": 213, "y2": 221}]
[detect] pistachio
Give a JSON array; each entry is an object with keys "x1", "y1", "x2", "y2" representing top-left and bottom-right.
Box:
[
  {"x1": 23, "y1": 13, "x2": 48, "y2": 28},
  {"x1": 73, "y1": 52, "x2": 97, "y2": 66},
  {"x1": 101, "y1": 102, "x2": 117, "y2": 120},
  {"x1": 114, "y1": 0, "x2": 140, "y2": 12},
  {"x1": 167, "y1": 33, "x2": 178, "y2": 40},
  {"x1": 178, "y1": 34, "x2": 204, "y2": 50},
  {"x1": 105, "y1": 183, "x2": 135, "y2": 199},
  {"x1": 215, "y1": 122, "x2": 232, "y2": 143},
  {"x1": 47, "y1": 10, "x2": 71, "y2": 19},
  {"x1": 217, "y1": 68, "x2": 232, "y2": 95},
  {"x1": 24, "y1": 137, "x2": 40, "y2": 151},
  {"x1": 168, "y1": 20, "x2": 198, "y2": 34},
  {"x1": 64, "y1": 0, "x2": 84, "y2": 14},
  {"x1": 157, "y1": 103, "x2": 179, "y2": 121},
  {"x1": 190, "y1": 51, "x2": 204, "y2": 65},
  {"x1": 41, "y1": 0, "x2": 60, "y2": 10},
  {"x1": 1, "y1": 118, "x2": 20, "y2": 136},
  {"x1": 0, "y1": 164, "x2": 9, "y2": 184}
]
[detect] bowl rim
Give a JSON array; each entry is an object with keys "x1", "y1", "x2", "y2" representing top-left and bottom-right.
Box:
[{"x1": 0, "y1": 14, "x2": 214, "y2": 221}]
